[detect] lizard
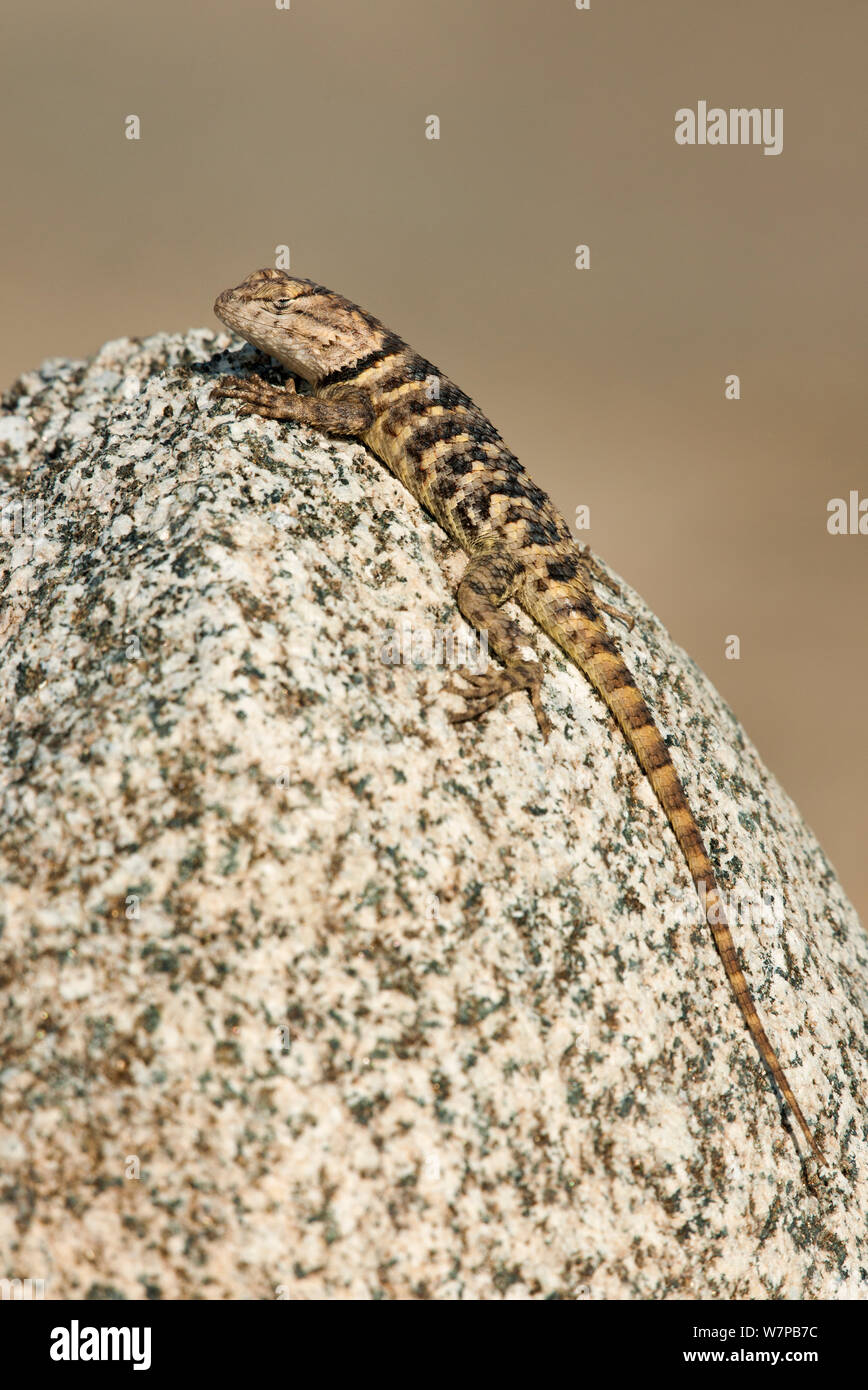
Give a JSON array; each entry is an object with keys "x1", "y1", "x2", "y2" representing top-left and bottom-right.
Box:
[{"x1": 211, "y1": 267, "x2": 823, "y2": 1168}]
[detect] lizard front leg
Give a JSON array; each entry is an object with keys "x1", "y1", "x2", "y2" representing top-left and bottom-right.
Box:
[
  {"x1": 445, "y1": 550, "x2": 553, "y2": 740},
  {"x1": 212, "y1": 375, "x2": 374, "y2": 436}
]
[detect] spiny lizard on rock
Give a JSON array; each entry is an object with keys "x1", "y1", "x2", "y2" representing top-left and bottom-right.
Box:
[{"x1": 211, "y1": 268, "x2": 823, "y2": 1168}]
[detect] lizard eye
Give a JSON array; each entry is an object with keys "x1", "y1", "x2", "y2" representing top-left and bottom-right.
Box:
[{"x1": 273, "y1": 298, "x2": 292, "y2": 312}]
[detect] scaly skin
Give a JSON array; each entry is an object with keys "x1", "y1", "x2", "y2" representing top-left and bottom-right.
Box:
[{"x1": 212, "y1": 268, "x2": 822, "y2": 1167}]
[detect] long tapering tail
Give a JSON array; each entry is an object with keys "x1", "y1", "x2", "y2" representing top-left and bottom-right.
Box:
[{"x1": 564, "y1": 611, "x2": 821, "y2": 1163}]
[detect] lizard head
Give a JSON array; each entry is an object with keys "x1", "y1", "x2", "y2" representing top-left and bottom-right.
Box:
[{"x1": 213, "y1": 269, "x2": 396, "y2": 384}]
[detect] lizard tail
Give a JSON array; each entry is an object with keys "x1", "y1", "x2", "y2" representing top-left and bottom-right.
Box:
[{"x1": 564, "y1": 613, "x2": 822, "y2": 1163}]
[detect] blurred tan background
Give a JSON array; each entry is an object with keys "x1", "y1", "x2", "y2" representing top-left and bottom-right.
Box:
[{"x1": 3, "y1": 1, "x2": 865, "y2": 924}]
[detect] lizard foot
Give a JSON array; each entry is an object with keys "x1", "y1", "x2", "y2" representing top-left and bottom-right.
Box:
[
  {"x1": 212, "y1": 374, "x2": 296, "y2": 418},
  {"x1": 575, "y1": 548, "x2": 634, "y2": 629},
  {"x1": 578, "y1": 545, "x2": 624, "y2": 595},
  {"x1": 444, "y1": 661, "x2": 553, "y2": 741},
  {"x1": 596, "y1": 598, "x2": 635, "y2": 631}
]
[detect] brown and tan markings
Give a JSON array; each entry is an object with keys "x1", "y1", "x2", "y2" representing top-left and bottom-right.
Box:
[{"x1": 212, "y1": 267, "x2": 823, "y2": 1168}]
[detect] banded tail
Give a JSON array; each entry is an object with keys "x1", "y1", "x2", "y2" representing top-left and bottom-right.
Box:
[{"x1": 557, "y1": 608, "x2": 822, "y2": 1164}]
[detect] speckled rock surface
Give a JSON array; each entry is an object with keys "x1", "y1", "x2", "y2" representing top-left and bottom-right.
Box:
[{"x1": 0, "y1": 330, "x2": 866, "y2": 1301}]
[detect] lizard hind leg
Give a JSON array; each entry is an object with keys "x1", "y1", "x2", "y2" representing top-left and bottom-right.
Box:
[
  {"x1": 443, "y1": 550, "x2": 553, "y2": 740},
  {"x1": 576, "y1": 546, "x2": 634, "y2": 629}
]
